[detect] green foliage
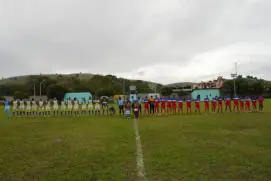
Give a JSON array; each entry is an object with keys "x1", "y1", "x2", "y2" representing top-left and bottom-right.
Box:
[
  {"x1": 46, "y1": 84, "x2": 69, "y2": 100},
  {"x1": 221, "y1": 76, "x2": 268, "y2": 97},
  {"x1": 0, "y1": 74, "x2": 159, "y2": 99},
  {"x1": 160, "y1": 86, "x2": 173, "y2": 96},
  {"x1": 14, "y1": 91, "x2": 28, "y2": 99}
]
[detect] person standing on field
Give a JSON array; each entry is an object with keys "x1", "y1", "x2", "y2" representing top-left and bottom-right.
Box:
[
  {"x1": 258, "y1": 96, "x2": 264, "y2": 112},
  {"x1": 149, "y1": 96, "x2": 155, "y2": 115},
  {"x1": 117, "y1": 97, "x2": 124, "y2": 115}
]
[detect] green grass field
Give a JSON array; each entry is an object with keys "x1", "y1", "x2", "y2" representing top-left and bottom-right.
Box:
[{"x1": 0, "y1": 101, "x2": 271, "y2": 181}]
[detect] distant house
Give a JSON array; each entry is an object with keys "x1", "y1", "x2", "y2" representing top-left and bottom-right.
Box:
[{"x1": 193, "y1": 77, "x2": 224, "y2": 89}]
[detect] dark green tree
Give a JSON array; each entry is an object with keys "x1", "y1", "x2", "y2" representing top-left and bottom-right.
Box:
[{"x1": 46, "y1": 84, "x2": 69, "y2": 100}]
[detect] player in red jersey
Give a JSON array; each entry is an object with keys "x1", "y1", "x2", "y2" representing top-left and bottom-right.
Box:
[
  {"x1": 217, "y1": 97, "x2": 223, "y2": 113},
  {"x1": 186, "y1": 98, "x2": 192, "y2": 114},
  {"x1": 167, "y1": 99, "x2": 172, "y2": 114},
  {"x1": 240, "y1": 97, "x2": 245, "y2": 112},
  {"x1": 251, "y1": 97, "x2": 257, "y2": 112},
  {"x1": 178, "y1": 98, "x2": 184, "y2": 115},
  {"x1": 143, "y1": 97, "x2": 149, "y2": 115},
  {"x1": 233, "y1": 97, "x2": 239, "y2": 112},
  {"x1": 224, "y1": 97, "x2": 232, "y2": 112},
  {"x1": 195, "y1": 99, "x2": 200, "y2": 113},
  {"x1": 211, "y1": 98, "x2": 217, "y2": 112},
  {"x1": 154, "y1": 98, "x2": 160, "y2": 116},
  {"x1": 258, "y1": 96, "x2": 264, "y2": 112},
  {"x1": 161, "y1": 98, "x2": 166, "y2": 115},
  {"x1": 172, "y1": 99, "x2": 177, "y2": 114},
  {"x1": 204, "y1": 96, "x2": 210, "y2": 113},
  {"x1": 245, "y1": 97, "x2": 251, "y2": 112}
]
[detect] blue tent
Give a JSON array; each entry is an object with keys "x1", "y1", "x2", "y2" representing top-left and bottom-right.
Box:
[{"x1": 64, "y1": 92, "x2": 92, "y2": 103}]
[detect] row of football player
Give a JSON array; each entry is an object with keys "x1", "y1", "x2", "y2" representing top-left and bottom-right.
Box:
[
  {"x1": 12, "y1": 107, "x2": 116, "y2": 117},
  {"x1": 11, "y1": 99, "x2": 108, "y2": 110}
]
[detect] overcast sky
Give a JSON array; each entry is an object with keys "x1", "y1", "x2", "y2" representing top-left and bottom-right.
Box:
[{"x1": 1, "y1": 0, "x2": 271, "y2": 84}]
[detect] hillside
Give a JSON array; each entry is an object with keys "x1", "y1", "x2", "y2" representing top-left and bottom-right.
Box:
[
  {"x1": 0, "y1": 73, "x2": 163, "y2": 98},
  {"x1": 0, "y1": 73, "x2": 95, "y2": 85},
  {"x1": 165, "y1": 82, "x2": 195, "y2": 88}
]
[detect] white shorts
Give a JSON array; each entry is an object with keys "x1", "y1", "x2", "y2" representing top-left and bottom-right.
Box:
[
  {"x1": 67, "y1": 106, "x2": 72, "y2": 110},
  {"x1": 54, "y1": 106, "x2": 58, "y2": 110},
  {"x1": 95, "y1": 106, "x2": 100, "y2": 111},
  {"x1": 125, "y1": 110, "x2": 131, "y2": 115}
]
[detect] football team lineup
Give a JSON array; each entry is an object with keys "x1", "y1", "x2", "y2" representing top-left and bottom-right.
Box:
[{"x1": 3, "y1": 96, "x2": 265, "y2": 117}]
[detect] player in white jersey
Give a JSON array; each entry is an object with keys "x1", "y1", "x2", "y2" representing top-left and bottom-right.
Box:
[
  {"x1": 67, "y1": 99, "x2": 73, "y2": 116},
  {"x1": 19, "y1": 99, "x2": 25, "y2": 117},
  {"x1": 101, "y1": 99, "x2": 109, "y2": 116},
  {"x1": 53, "y1": 98, "x2": 59, "y2": 116},
  {"x1": 31, "y1": 99, "x2": 37, "y2": 116},
  {"x1": 38, "y1": 99, "x2": 44, "y2": 116},
  {"x1": 45, "y1": 100, "x2": 51, "y2": 116},
  {"x1": 26, "y1": 99, "x2": 31, "y2": 117},
  {"x1": 73, "y1": 99, "x2": 79, "y2": 116},
  {"x1": 87, "y1": 99, "x2": 93, "y2": 115},
  {"x1": 81, "y1": 98, "x2": 87, "y2": 116},
  {"x1": 12, "y1": 99, "x2": 18, "y2": 116},
  {"x1": 94, "y1": 99, "x2": 101, "y2": 115},
  {"x1": 60, "y1": 99, "x2": 66, "y2": 116}
]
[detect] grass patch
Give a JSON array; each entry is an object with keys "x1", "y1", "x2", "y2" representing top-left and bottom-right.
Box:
[
  {"x1": 0, "y1": 100, "x2": 270, "y2": 180},
  {"x1": 0, "y1": 116, "x2": 137, "y2": 181}
]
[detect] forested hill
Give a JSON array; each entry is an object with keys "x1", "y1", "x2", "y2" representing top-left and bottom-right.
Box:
[
  {"x1": 0, "y1": 73, "x2": 162, "y2": 99},
  {"x1": 0, "y1": 73, "x2": 271, "y2": 99}
]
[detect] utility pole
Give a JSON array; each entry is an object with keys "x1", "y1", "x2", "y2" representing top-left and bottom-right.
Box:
[
  {"x1": 33, "y1": 84, "x2": 36, "y2": 100},
  {"x1": 40, "y1": 80, "x2": 46, "y2": 97},
  {"x1": 231, "y1": 62, "x2": 238, "y2": 97},
  {"x1": 123, "y1": 79, "x2": 125, "y2": 95}
]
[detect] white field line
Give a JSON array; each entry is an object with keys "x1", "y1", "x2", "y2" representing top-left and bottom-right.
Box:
[{"x1": 133, "y1": 118, "x2": 148, "y2": 181}]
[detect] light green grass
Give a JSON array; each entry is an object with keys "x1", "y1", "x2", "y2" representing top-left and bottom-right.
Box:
[{"x1": 0, "y1": 100, "x2": 271, "y2": 180}]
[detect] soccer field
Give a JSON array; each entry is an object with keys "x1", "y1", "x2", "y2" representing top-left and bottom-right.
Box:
[{"x1": 0, "y1": 101, "x2": 271, "y2": 181}]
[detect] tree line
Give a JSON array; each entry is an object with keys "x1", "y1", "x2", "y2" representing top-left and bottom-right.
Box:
[
  {"x1": 0, "y1": 74, "x2": 162, "y2": 100},
  {"x1": 160, "y1": 75, "x2": 271, "y2": 97},
  {"x1": 221, "y1": 76, "x2": 271, "y2": 97},
  {"x1": 0, "y1": 74, "x2": 270, "y2": 100}
]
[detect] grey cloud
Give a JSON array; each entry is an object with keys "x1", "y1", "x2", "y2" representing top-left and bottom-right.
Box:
[{"x1": 1, "y1": 0, "x2": 271, "y2": 82}]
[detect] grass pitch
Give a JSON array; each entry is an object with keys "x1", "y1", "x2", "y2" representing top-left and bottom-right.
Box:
[{"x1": 0, "y1": 101, "x2": 271, "y2": 181}]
